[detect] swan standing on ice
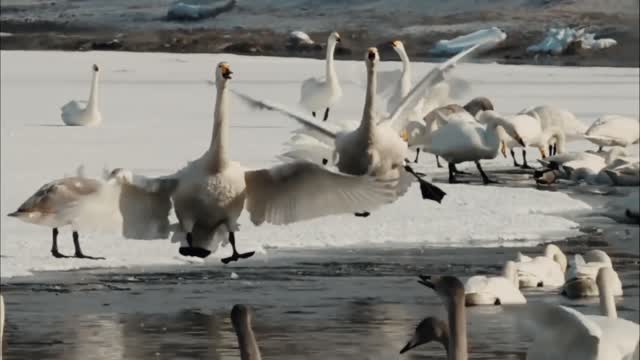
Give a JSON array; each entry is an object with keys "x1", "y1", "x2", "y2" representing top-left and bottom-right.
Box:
[
  {"x1": 562, "y1": 250, "x2": 623, "y2": 298},
  {"x1": 400, "y1": 316, "x2": 449, "y2": 354},
  {"x1": 377, "y1": 40, "x2": 412, "y2": 114},
  {"x1": 423, "y1": 109, "x2": 526, "y2": 184},
  {"x1": 515, "y1": 244, "x2": 567, "y2": 288},
  {"x1": 6, "y1": 168, "x2": 145, "y2": 259},
  {"x1": 299, "y1": 32, "x2": 342, "y2": 121},
  {"x1": 585, "y1": 114, "x2": 640, "y2": 151},
  {"x1": 122, "y1": 62, "x2": 396, "y2": 263},
  {"x1": 464, "y1": 260, "x2": 526, "y2": 306},
  {"x1": 61, "y1": 64, "x2": 102, "y2": 127},
  {"x1": 519, "y1": 105, "x2": 586, "y2": 156}
]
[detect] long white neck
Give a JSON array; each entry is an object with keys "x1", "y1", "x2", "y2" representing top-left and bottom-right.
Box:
[
  {"x1": 483, "y1": 119, "x2": 505, "y2": 156},
  {"x1": 359, "y1": 62, "x2": 377, "y2": 138},
  {"x1": 502, "y1": 261, "x2": 519, "y2": 288},
  {"x1": 236, "y1": 321, "x2": 262, "y2": 360},
  {"x1": 598, "y1": 275, "x2": 618, "y2": 319},
  {"x1": 87, "y1": 70, "x2": 99, "y2": 112},
  {"x1": 397, "y1": 48, "x2": 412, "y2": 96},
  {"x1": 326, "y1": 39, "x2": 338, "y2": 86},
  {"x1": 447, "y1": 296, "x2": 468, "y2": 360},
  {"x1": 208, "y1": 81, "x2": 230, "y2": 171}
]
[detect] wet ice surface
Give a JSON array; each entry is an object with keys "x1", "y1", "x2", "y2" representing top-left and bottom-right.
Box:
[{"x1": 2, "y1": 241, "x2": 639, "y2": 360}]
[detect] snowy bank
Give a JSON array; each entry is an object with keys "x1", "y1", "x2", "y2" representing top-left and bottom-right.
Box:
[
  {"x1": 527, "y1": 27, "x2": 617, "y2": 55},
  {"x1": 430, "y1": 27, "x2": 507, "y2": 55}
]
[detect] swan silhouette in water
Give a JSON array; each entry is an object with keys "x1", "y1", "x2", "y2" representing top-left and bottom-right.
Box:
[{"x1": 61, "y1": 64, "x2": 102, "y2": 127}]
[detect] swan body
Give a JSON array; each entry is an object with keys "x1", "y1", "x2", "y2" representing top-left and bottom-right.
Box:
[
  {"x1": 121, "y1": 62, "x2": 396, "y2": 262},
  {"x1": 585, "y1": 115, "x2": 640, "y2": 148},
  {"x1": 61, "y1": 64, "x2": 102, "y2": 127},
  {"x1": 464, "y1": 260, "x2": 526, "y2": 305},
  {"x1": 562, "y1": 250, "x2": 623, "y2": 298},
  {"x1": 519, "y1": 105, "x2": 586, "y2": 142},
  {"x1": 299, "y1": 32, "x2": 342, "y2": 120},
  {"x1": 515, "y1": 244, "x2": 567, "y2": 288}
]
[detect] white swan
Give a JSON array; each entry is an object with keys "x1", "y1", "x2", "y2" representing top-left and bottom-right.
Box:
[
  {"x1": 378, "y1": 40, "x2": 412, "y2": 114},
  {"x1": 61, "y1": 64, "x2": 102, "y2": 127},
  {"x1": 299, "y1": 32, "x2": 342, "y2": 121},
  {"x1": 6, "y1": 167, "x2": 155, "y2": 259},
  {"x1": 519, "y1": 105, "x2": 586, "y2": 155},
  {"x1": 400, "y1": 316, "x2": 449, "y2": 354},
  {"x1": 585, "y1": 115, "x2": 640, "y2": 151},
  {"x1": 464, "y1": 260, "x2": 526, "y2": 306},
  {"x1": 515, "y1": 244, "x2": 567, "y2": 288},
  {"x1": 121, "y1": 62, "x2": 396, "y2": 262},
  {"x1": 562, "y1": 250, "x2": 623, "y2": 298},
  {"x1": 417, "y1": 275, "x2": 469, "y2": 359},
  {"x1": 423, "y1": 109, "x2": 526, "y2": 184}
]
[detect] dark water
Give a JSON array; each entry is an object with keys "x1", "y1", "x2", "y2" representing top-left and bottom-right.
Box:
[{"x1": 2, "y1": 244, "x2": 639, "y2": 360}]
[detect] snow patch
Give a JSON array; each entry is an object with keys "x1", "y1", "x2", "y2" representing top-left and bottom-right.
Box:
[
  {"x1": 527, "y1": 27, "x2": 617, "y2": 55},
  {"x1": 430, "y1": 27, "x2": 507, "y2": 55}
]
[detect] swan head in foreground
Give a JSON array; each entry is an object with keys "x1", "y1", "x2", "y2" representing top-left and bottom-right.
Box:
[
  {"x1": 92, "y1": 64, "x2": 99, "y2": 72},
  {"x1": 366, "y1": 47, "x2": 380, "y2": 65},
  {"x1": 391, "y1": 40, "x2": 406, "y2": 53},
  {"x1": 400, "y1": 316, "x2": 449, "y2": 354},
  {"x1": 231, "y1": 304, "x2": 262, "y2": 360},
  {"x1": 463, "y1": 97, "x2": 494, "y2": 116},
  {"x1": 216, "y1": 62, "x2": 233, "y2": 84},
  {"x1": 328, "y1": 31, "x2": 342, "y2": 44}
]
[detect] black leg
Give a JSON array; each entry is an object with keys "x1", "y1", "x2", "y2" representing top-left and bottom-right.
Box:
[
  {"x1": 475, "y1": 161, "x2": 497, "y2": 185},
  {"x1": 552, "y1": 144, "x2": 557, "y2": 156},
  {"x1": 323, "y1": 107, "x2": 330, "y2": 121},
  {"x1": 521, "y1": 149, "x2": 533, "y2": 169},
  {"x1": 436, "y1": 155, "x2": 443, "y2": 168},
  {"x1": 548, "y1": 144, "x2": 553, "y2": 157},
  {"x1": 413, "y1": 148, "x2": 421, "y2": 163},
  {"x1": 354, "y1": 211, "x2": 371, "y2": 217},
  {"x1": 73, "y1": 231, "x2": 105, "y2": 260},
  {"x1": 51, "y1": 228, "x2": 68, "y2": 258},
  {"x1": 404, "y1": 165, "x2": 446, "y2": 203},
  {"x1": 312, "y1": 111, "x2": 316, "y2": 118},
  {"x1": 448, "y1": 162, "x2": 457, "y2": 184},
  {"x1": 221, "y1": 232, "x2": 255, "y2": 264},
  {"x1": 598, "y1": 145, "x2": 603, "y2": 153},
  {"x1": 179, "y1": 231, "x2": 212, "y2": 258},
  {"x1": 510, "y1": 149, "x2": 520, "y2": 167}
]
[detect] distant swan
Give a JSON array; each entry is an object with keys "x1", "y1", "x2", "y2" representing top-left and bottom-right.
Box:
[
  {"x1": 515, "y1": 244, "x2": 567, "y2": 288},
  {"x1": 61, "y1": 64, "x2": 102, "y2": 127},
  {"x1": 464, "y1": 260, "x2": 526, "y2": 305},
  {"x1": 585, "y1": 114, "x2": 640, "y2": 151},
  {"x1": 299, "y1": 32, "x2": 342, "y2": 121}
]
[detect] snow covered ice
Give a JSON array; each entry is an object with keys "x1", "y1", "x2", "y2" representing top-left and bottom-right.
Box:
[{"x1": 1, "y1": 50, "x2": 638, "y2": 279}]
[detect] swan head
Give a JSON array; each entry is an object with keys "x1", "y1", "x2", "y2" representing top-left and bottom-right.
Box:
[
  {"x1": 418, "y1": 275, "x2": 465, "y2": 302},
  {"x1": 365, "y1": 47, "x2": 380, "y2": 66},
  {"x1": 92, "y1": 64, "x2": 100, "y2": 72},
  {"x1": 477, "y1": 110, "x2": 526, "y2": 148},
  {"x1": 463, "y1": 97, "x2": 494, "y2": 116},
  {"x1": 216, "y1": 62, "x2": 233, "y2": 82},
  {"x1": 544, "y1": 244, "x2": 567, "y2": 272},
  {"x1": 231, "y1": 304, "x2": 254, "y2": 331},
  {"x1": 329, "y1": 31, "x2": 341, "y2": 44},
  {"x1": 391, "y1": 40, "x2": 406, "y2": 53},
  {"x1": 400, "y1": 316, "x2": 449, "y2": 354}
]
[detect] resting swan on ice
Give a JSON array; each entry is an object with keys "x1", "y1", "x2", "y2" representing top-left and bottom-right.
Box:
[
  {"x1": 519, "y1": 105, "x2": 586, "y2": 156},
  {"x1": 515, "y1": 244, "x2": 567, "y2": 288},
  {"x1": 562, "y1": 249, "x2": 623, "y2": 298},
  {"x1": 120, "y1": 62, "x2": 397, "y2": 263},
  {"x1": 464, "y1": 260, "x2": 526, "y2": 306},
  {"x1": 585, "y1": 114, "x2": 640, "y2": 151},
  {"x1": 61, "y1": 64, "x2": 102, "y2": 127},
  {"x1": 299, "y1": 32, "x2": 342, "y2": 121}
]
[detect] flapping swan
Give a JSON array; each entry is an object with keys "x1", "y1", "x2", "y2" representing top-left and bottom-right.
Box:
[
  {"x1": 400, "y1": 316, "x2": 449, "y2": 354},
  {"x1": 562, "y1": 250, "x2": 623, "y2": 298},
  {"x1": 61, "y1": 64, "x2": 102, "y2": 127},
  {"x1": 231, "y1": 304, "x2": 262, "y2": 360},
  {"x1": 423, "y1": 109, "x2": 525, "y2": 184},
  {"x1": 585, "y1": 115, "x2": 640, "y2": 151},
  {"x1": 6, "y1": 168, "x2": 145, "y2": 259},
  {"x1": 417, "y1": 275, "x2": 469, "y2": 360},
  {"x1": 299, "y1": 32, "x2": 342, "y2": 121},
  {"x1": 519, "y1": 105, "x2": 586, "y2": 156},
  {"x1": 122, "y1": 62, "x2": 396, "y2": 263},
  {"x1": 515, "y1": 244, "x2": 567, "y2": 288},
  {"x1": 464, "y1": 260, "x2": 526, "y2": 306}
]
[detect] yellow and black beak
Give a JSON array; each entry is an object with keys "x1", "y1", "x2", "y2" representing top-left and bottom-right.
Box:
[
  {"x1": 221, "y1": 64, "x2": 233, "y2": 79},
  {"x1": 335, "y1": 33, "x2": 342, "y2": 43},
  {"x1": 93, "y1": 64, "x2": 99, "y2": 72},
  {"x1": 538, "y1": 146, "x2": 547, "y2": 158},
  {"x1": 367, "y1": 48, "x2": 376, "y2": 61},
  {"x1": 391, "y1": 40, "x2": 401, "y2": 48},
  {"x1": 400, "y1": 129, "x2": 409, "y2": 142}
]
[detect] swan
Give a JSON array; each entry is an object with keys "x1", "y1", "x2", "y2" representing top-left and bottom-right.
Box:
[
  {"x1": 61, "y1": 64, "x2": 102, "y2": 127},
  {"x1": 562, "y1": 250, "x2": 623, "y2": 298},
  {"x1": 231, "y1": 304, "x2": 262, "y2": 360},
  {"x1": 417, "y1": 275, "x2": 469, "y2": 360},
  {"x1": 515, "y1": 244, "x2": 567, "y2": 288},
  {"x1": 6, "y1": 167, "x2": 150, "y2": 259},
  {"x1": 464, "y1": 260, "x2": 526, "y2": 305},
  {"x1": 423, "y1": 109, "x2": 526, "y2": 184},
  {"x1": 400, "y1": 316, "x2": 449, "y2": 354},
  {"x1": 120, "y1": 62, "x2": 397, "y2": 262},
  {"x1": 299, "y1": 32, "x2": 342, "y2": 121},
  {"x1": 585, "y1": 115, "x2": 640, "y2": 151},
  {"x1": 519, "y1": 105, "x2": 586, "y2": 156},
  {"x1": 379, "y1": 40, "x2": 412, "y2": 114},
  {"x1": 535, "y1": 147, "x2": 634, "y2": 185}
]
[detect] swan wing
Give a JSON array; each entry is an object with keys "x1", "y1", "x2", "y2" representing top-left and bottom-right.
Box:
[
  {"x1": 231, "y1": 89, "x2": 338, "y2": 143},
  {"x1": 61, "y1": 100, "x2": 86, "y2": 114},
  {"x1": 244, "y1": 161, "x2": 396, "y2": 226},
  {"x1": 381, "y1": 43, "x2": 482, "y2": 132}
]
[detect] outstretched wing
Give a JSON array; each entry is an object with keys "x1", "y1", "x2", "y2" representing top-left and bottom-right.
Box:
[
  {"x1": 244, "y1": 161, "x2": 397, "y2": 226},
  {"x1": 231, "y1": 89, "x2": 338, "y2": 145}
]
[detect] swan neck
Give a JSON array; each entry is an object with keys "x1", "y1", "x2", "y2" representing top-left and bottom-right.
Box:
[
  {"x1": 447, "y1": 296, "x2": 468, "y2": 360},
  {"x1": 360, "y1": 63, "x2": 377, "y2": 137},
  {"x1": 87, "y1": 70, "x2": 99, "y2": 111},
  {"x1": 236, "y1": 322, "x2": 262, "y2": 360},
  {"x1": 544, "y1": 127, "x2": 566, "y2": 154},
  {"x1": 326, "y1": 40, "x2": 338, "y2": 86},
  {"x1": 398, "y1": 48, "x2": 411, "y2": 72},
  {"x1": 209, "y1": 82, "x2": 230, "y2": 171},
  {"x1": 599, "y1": 280, "x2": 617, "y2": 319}
]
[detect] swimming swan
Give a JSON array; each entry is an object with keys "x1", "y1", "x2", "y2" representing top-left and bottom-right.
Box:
[
  {"x1": 562, "y1": 250, "x2": 623, "y2": 298},
  {"x1": 120, "y1": 62, "x2": 397, "y2": 263},
  {"x1": 299, "y1": 32, "x2": 342, "y2": 121},
  {"x1": 464, "y1": 260, "x2": 526, "y2": 305},
  {"x1": 61, "y1": 64, "x2": 102, "y2": 127},
  {"x1": 515, "y1": 244, "x2": 567, "y2": 288},
  {"x1": 585, "y1": 115, "x2": 640, "y2": 151}
]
